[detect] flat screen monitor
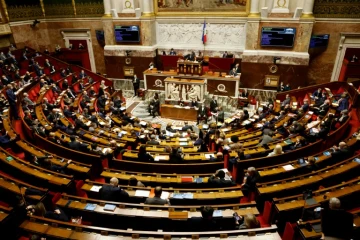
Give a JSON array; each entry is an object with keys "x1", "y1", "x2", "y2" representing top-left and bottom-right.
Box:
[
  {"x1": 114, "y1": 26, "x2": 140, "y2": 43},
  {"x1": 310, "y1": 34, "x2": 330, "y2": 48},
  {"x1": 261, "y1": 27, "x2": 296, "y2": 48}
]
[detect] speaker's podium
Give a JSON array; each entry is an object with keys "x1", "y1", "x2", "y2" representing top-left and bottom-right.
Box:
[{"x1": 177, "y1": 60, "x2": 202, "y2": 75}]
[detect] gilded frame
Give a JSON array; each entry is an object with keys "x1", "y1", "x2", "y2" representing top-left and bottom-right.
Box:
[{"x1": 153, "y1": 0, "x2": 250, "y2": 17}]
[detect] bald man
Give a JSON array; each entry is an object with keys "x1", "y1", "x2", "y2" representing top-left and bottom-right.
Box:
[
  {"x1": 331, "y1": 141, "x2": 352, "y2": 161},
  {"x1": 144, "y1": 186, "x2": 169, "y2": 205},
  {"x1": 99, "y1": 177, "x2": 129, "y2": 202}
]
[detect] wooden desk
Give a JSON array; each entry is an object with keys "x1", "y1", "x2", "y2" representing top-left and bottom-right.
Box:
[
  {"x1": 177, "y1": 60, "x2": 202, "y2": 75},
  {"x1": 161, "y1": 104, "x2": 197, "y2": 121}
]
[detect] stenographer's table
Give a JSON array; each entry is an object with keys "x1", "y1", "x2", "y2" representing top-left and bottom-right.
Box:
[{"x1": 160, "y1": 104, "x2": 197, "y2": 121}]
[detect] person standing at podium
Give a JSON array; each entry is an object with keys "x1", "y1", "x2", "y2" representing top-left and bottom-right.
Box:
[
  {"x1": 132, "y1": 74, "x2": 140, "y2": 97},
  {"x1": 169, "y1": 48, "x2": 176, "y2": 55},
  {"x1": 197, "y1": 103, "x2": 208, "y2": 124},
  {"x1": 185, "y1": 51, "x2": 196, "y2": 61}
]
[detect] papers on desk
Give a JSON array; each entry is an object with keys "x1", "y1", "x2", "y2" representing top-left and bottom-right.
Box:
[
  {"x1": 120, "y1": 107, "x2": 126, "y2": 111},
  {"x1": 202, "y1": 124, "x2": 209, "y2": 129},
  {"x1": 282, "y1": 164, "x2": 295, "y2": 171},
  {"x1": 221, "y1": 128, "x2": 230, "y2": 132},
  {"x1": 154, "y1": 155, "x2": 169, "y2": 161},
  {"x1": 182, "y1": 132, "x2": 188, "y2": 137},
  {"x1": 218, "y1": 168, "x2": 231, "y2": 181},
  {"x1": 102, "y1": 148, "x2": 112, "y2": 154},
  {"x1": 283, "y1": 139, "x2": 293, "y2": 145},
  {"x1": 174, "y1": 105, "x2": 182, "y2": 108},
  {"x1": 90, "y1": 185, "x2": 102, "y2": 192},
  {"x1": 171, "y1": 193, "x2": 194, "y2": 199},
  {"x1": 307, "y1": 121, "x2": 320, "y2": 129},
  {"x1": 205, "y1": 154, "x2": 215, "y2": 159},
  {"x1": 308, "y1": 111, "x2": 314, "y2": 115},
  {"x1": 140, "y1": 121, "x2": 147, "y2": 126},
  {"x1": 184, "y1": 106, "x2": 191, "y2": 109},
  {"x1": 180, "y1": 142, "x2": 188, "y2": 146},
  {"x1": 194, "y1": 178, "x2": 203, "y2": 183},
  {"x1": 212, "y1": 210, "x2": 223, "y2": 217},
  {"x1": 173, "y1": 126, "x2": 183, "y2": 130},
  {"x1": 310, "y1": 128, "x2": 319, "y2": 134},
  {"x1": 135, "y1": 190, "x2": 150, "y2": 197},
  {"x1": 288, "y1": 113, "x2": 296, "y2": 118},
  {"x1": 178, "y1": 138, "x2": 188, "y2": 142},
  {"x1": 161, "y1": 191, "x2": 170, "y2": 200},
  {"x1": 84, "y1": 203, "x2": 97, "y2": 211},
  {"x1": 242, "y1": 120, "x2": 251, "y2": 126}
]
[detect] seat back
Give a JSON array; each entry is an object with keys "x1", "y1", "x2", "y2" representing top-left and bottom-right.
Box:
[
  {"x1": 282, "y1": 222, "x2": 295, "y2": 240},
  {"x1": 75, "y1": 180, "x2": 88, "y2": 198},
  {"x1": 262, "y1": 201, "x2": 272, "y2": 225}
]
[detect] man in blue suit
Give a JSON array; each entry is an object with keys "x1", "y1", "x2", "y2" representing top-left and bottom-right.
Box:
[
  {"x1": 336, "y1": 93, "x2": 349, "y2": 113},
  {"x1": 6, "y1": 84, "x2": 19, "y2": 119}
]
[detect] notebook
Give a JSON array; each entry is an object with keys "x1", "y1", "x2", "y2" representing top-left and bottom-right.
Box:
[
  {"x1": 354, "y1": 158, "x2": 360, "y2": 164},
  {"x1": 282, "y1": 164, "x2": 295, "y2": 171},
  {"x1": 84, "y1": 203, "x2": 97, "y2": 211},
  {"x1": 194, "y1": 178, "x2": 203, "y2": 184},
  {"x1": 104, "y1": 204, "x2": 116, "y2": 212},
  {"x1": 172, "y1": 193, "x2": 184, "y2": 199},
  {"x1": 284, "y1": 139, "x2": 293, "y2": 145},
  {"x1": 161, "y1": 191, "x2": 170, "y2": 200},
  {"x1": 183, "y1": 193, "x2": 194, "y2": 199}
]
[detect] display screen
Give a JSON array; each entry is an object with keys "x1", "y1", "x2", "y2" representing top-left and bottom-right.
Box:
[
  {"x1": 114, "y1": 26, "x2": 140, "y2": 43},
  {"x1": 310, "y1": 34, "x2": 329, "y2": 48},
  {"x1": 95, "y1": 30, "x2": 104, "y2": 41},
  {"x1": 261, "y1": 27, "x2": 296, "y2": 47}
]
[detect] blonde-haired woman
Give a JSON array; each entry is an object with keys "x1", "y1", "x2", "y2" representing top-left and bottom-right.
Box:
[
  {"x1": 238, "y1": 214, "x2": 260, "y2": 229},
  {"x1": 267, "y1": 144, "x2": 283, "y2": 156}
]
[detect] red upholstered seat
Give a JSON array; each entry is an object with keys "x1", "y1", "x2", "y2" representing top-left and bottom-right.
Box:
[
  {"x1": 75, "y1": 180, "x2": 88, "y2": 198},
  {"x1": 6, "y1": 148, "x2": 25, "y2": 160},
  {"x1": 52, "y1": 192, "x2": 62, "y2": 206},
  {"x1": 282, "y1": 222, "x2": 295, "y2": 240},
  {"x1": 257, "y1": 201, "x2": 272, "y2": 227}
]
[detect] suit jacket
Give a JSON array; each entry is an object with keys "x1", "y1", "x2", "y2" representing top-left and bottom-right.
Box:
[
  {"x1": 133, "y1": 77, "x2": 140, "y2": 87},
  {"x1": 182, "y1": 125, "x2": 193, "y2": 131},
  {"x1": 198, "y1": 106, "x2": 207, "y2": 116},
  {"x1": 144, "y1": 197, "x2": 167, "y2": 205},
  {"x1": 210, "y1": 100, "x2": 218, "y2": 112},
  {"x1": 99, "y1": 185, "x2": 129, "y2": 202},
  {"x1": 97, "y1": 97, "x2": 106, "y2": 109},
  {"x1": 147, "y1": 140, "x2": 160, "y2": 145},
  {"x1": 68, "y1": 140, "x2": 87, "y2": 151},
  {"x1": 64, "y1": 109, "x2": 74, "y2": 118},
  {"x1": 281, "y1": 98, "x2": 291, "y2": 107},
  {"x1": 321, "y1": 209, "x2": 353, "y2": 239},
  {"x1": 169, "y1": 51, "x2": 176, "y2": 56},
  {"x1": 6, "y1": 89, "x2": 16, "y2": 104},
  {"x1": 301, "y1": 103, "x2": 309, "y2": 112},
  {"x1": 332, "y1": 147, "x2": 352, "y2": 161},
  {"x1": 208, "y1": 176, "x2": 236, "y2": 187},
  {"x1": 190, "y1": 100, "x2": 198, "y2": 108},
  {"x1": 243, "y1": 171, "x2": 261, "y2": 192},
  {"x1": 79, "y1": 73, "x2": 87, "y2": 79},
  {"x1": 337, "y1": 98, "x2": 349, "y2": 112}
]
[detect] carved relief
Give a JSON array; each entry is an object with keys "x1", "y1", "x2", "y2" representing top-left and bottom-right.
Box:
[
  {"x1": 157, "y1": 23, "x2": 245, "y2": 47},
  {"x1": 314, "y1": 0, "x2": 360, "y2": 18}
]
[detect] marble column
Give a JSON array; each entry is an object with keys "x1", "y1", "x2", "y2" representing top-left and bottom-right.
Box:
[
  {"x1": 249, "y1": 0, "x2": 260, "y2": 17},
  {"x1": 302, "y1": 0, "x2": 315, "y2": 18},
  {"x1": 103, "y1": 0, "x2": 111, "y2": 17},
  {"x1": 141, "y1": 0, "x2": 154, "y2": 16}
]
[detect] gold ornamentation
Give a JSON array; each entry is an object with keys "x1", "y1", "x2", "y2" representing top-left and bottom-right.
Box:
[
  {"x1": 125, "y1": 58, "x2": 131, "y2": 64},
  {"x1": 7, "y1": 5, "x2": 43, "y2": 22},
  {"x1": 277, "y1": 0, "x2": 287, "y2": 8},
  {"x1": 76, "y1": 2, "x2": 104, "y2": 18},
  {"x1": 313, "y1": 0, "x2": 360, "y2": 18},
  {"x1": 124, "y1": 0, "x2": 132, "y2": 9},
  {"x1": 269, "y1": 65, "x2": 278, "y2": 74},
  {"x1": 0, "y1": 0, "x2": 9, "y2": 22},
  {"x1": 39, "y1": 0, "x2": 45, "y2": 17},
  {"x1": 71, "y1": 0, "x2": 76, "y2": 16},
  {"x1": 44, "y1": 4, "x2": 75, "y2": 18}
]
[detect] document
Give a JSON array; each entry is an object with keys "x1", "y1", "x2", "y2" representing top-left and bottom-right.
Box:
[
  {"x1": 90, "y1": 185, "x2": 102, "y2": 192},
  {"x1": 135, "y1": 190, "x2": 150, "y2": 197},
  {"x1": 282, "y1": 165, "x2": 295, "y2": 171},
  {"x1": 161, "y1": 191, "x2": 170, "y2": 200}
]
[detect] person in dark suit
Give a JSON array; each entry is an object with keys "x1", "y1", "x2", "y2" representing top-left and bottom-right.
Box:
[
  {"x1": 99, "y1": 177, "x2": 129, "y2": 202},
  {"x1": 229, "y1": 67, "x2": 238, "y2": 76},
  {"x1": 97, "y1": 95, "x2": 106, "y2": 109},
  {"x1": 222, "y1": 51, "x2": 228, "y2": 58},
  {"x1": 210, "y1": 96, "x2": 218, "y2": 113},
  {"x1": 238, "y1": 89, "x2": 248, "y2": 98},
  {"x1": 182, "y1": 121, "x2": 193, "y2": 131},
  {"x1": 190, "y1": 99, "x2": 198, "y2": 107},
  {"x1": 6, "y1": 84, "x2": 19, "y2": 119},
  {"x1": 138, "y1": 145, "x2": 154, "y2": 161},
  {"x1": 113, "y1": 96, "x2": 122, "y2": 108},
  {"x1": 144, "y1": 186, "x2": 169, "y2": 205},
  {"x1": 300, "y1": 99, "x2": 309, "y2": 112},
  {"x1": 241, "y1": 167, "x2": 260, "y2": 196},
  {"x1": 208, "y1": 170, "x2": 236, "y2": 187},
  {"x1": 67, "y1": 135, "x2": 88, "y2": 151},
  {"x1": 284, "y1": 83, "x2": 291, "y2": 91},
  {"x1": 331, "y1": 141, "x2": 352, "y2": 161},
  {"x1": 189, "y1": 206, "x2": 219, "y2": 231},
  {"x1": 169, "y1": 147, "x2": 183, "y2": 163},
  {"x1": 321, "y1": 197, "x2": 353, "y2": 240},
  {"x1": 334, "y1": 110, "x2": 349, "y2": 127},
  {"x1": 312, "y1": 88, "x2": 322, "y2": 100},
  {"x1": 63, "y1": 105, "x2": 76, "y2": 120},
  {"x1": 315, "y1": 92, "x2": 327, "y2": 107},
  {"x1": 147, "y1": 135, "x2": 159, "y2": 145},
  {"x1": 186, "y1": 51, "x2": 196, "y2": 61},
  {"x1": 149, "y1": 98, "x2": 159, "y2": 118},
  {"x1": 197, "y1": 103, "x2": 208, "y2": 124},
  {"x1": 169, "y1": 48, "x2": 176, "y2": 55},
  {"x1": 132, "y1": 74, "x2": 140, "y2": 97},
  {"x1": 315, "y1": 99, "x2": 330, "y2": 117},
  {"x1": 79, "y1": 70, "x2": 87, "y2": 79},
  {"x1": 235, "y1": 63, "x2": 241, "y2": 73}
]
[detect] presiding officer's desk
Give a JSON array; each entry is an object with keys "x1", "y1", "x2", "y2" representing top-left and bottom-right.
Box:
[
  {"x1": 82, "y1": 180, "x2": 243, "y2": 204},
  {"x1": 20, "y1": 216, "x2": 281, "y2": 240}
]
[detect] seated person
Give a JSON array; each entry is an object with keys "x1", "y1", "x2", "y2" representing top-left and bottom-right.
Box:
[
  {"x1": 190, "y1": 206, "x2": 219, "y2": 231},
  {"x1": 99, "y1": 177, "x2": 129, "y2": 202},
  {"x1": 169, "y1": 147, "x2": 183, "y2": 163},
  {"x1": 300, "y1": 99, "x2": 309, "y2": 112},
  {"x1": 146, "y1": 134, "x2": 159, "y2": 145},
  {"x1": 197, "y1": 103, "x2": 208, "y2": 124},
  {"x1": 306, "y1": 156, "x2": 319, "y2": 171},
  {"x1": 144, "y1": 186, "x2": 169, "y2": 205},
  {"x1": 208, "y1": 170, "x2": 236, "y2": 187},
  {"x1": 241, "y1": 167, "x2": 260, "y2": 195},
  {"x1": 27, "y1": 202, "x2": 68, "y2": 222},
  {"x1": 291, "y1": 136, "x2": 307, "y2": 150},
  {"x1": 257, "y1": 132, "x2": 273, "y2": 146},
  {"x1": 41, "y1": 158, "x2": 71, "y2": 174},
  {"x1": 237, "y1": 214, "x2": 260, "y2": 229},
  {"x1": 281, "y1": 94, "x2": 291, "y2": 110},
  {"x1": 67, "y1": 135, "x2": 88, "y2": 151},
  {"x1": 334, "y1": 110, "x2": 349, "y2": 127},
  {"x1": 330, "y1": 141, "x2": 353, "y2": 161},
  {"x1": 190, "y1": 98, "x2": 198, "y2": 108},
  {"x1": 321, "y1": 197, "x2": 353, "y2": 240},
  {"x1": 129, "y1": 177, "x2": 145, "y2": 187},
  {"x1": 229, "y1": 67, "x2": 238, "y2": 76},
  {"x1": 335, "y1": 93, "x2": 349, "y2": 113},
  {"x1": 138, "y1": 145, "x2": 154, "y2": 161},
  {"x1": 267, "y1": 144, "x2": 283, "y2": 156},
  {"x1": 209, "y1": 152, "x2": 223, "y2": 162}
]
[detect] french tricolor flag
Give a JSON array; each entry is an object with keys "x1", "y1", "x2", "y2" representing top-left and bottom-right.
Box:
[{"x1": 202, "y1": 21, "x2": 207, "y2": 44}]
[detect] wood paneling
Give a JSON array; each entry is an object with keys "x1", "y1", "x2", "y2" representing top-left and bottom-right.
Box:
[
  {"x1": 240, "y1": 62, "x2": 308, "y2": 90},
  {"x1": 105, "y1": 56, "x2": 156, "y2": 79}
]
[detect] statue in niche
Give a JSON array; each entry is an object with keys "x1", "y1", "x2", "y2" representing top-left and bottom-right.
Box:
[
  {"x1": 187, "y1": 84, "x2": 200, "y2": 101},
  {"x1": 181, "y1": 85, "x2": 187, "y2": 100},
  {"x1": 169, "y1": 83, "x2": 180, "y2": 100}
]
